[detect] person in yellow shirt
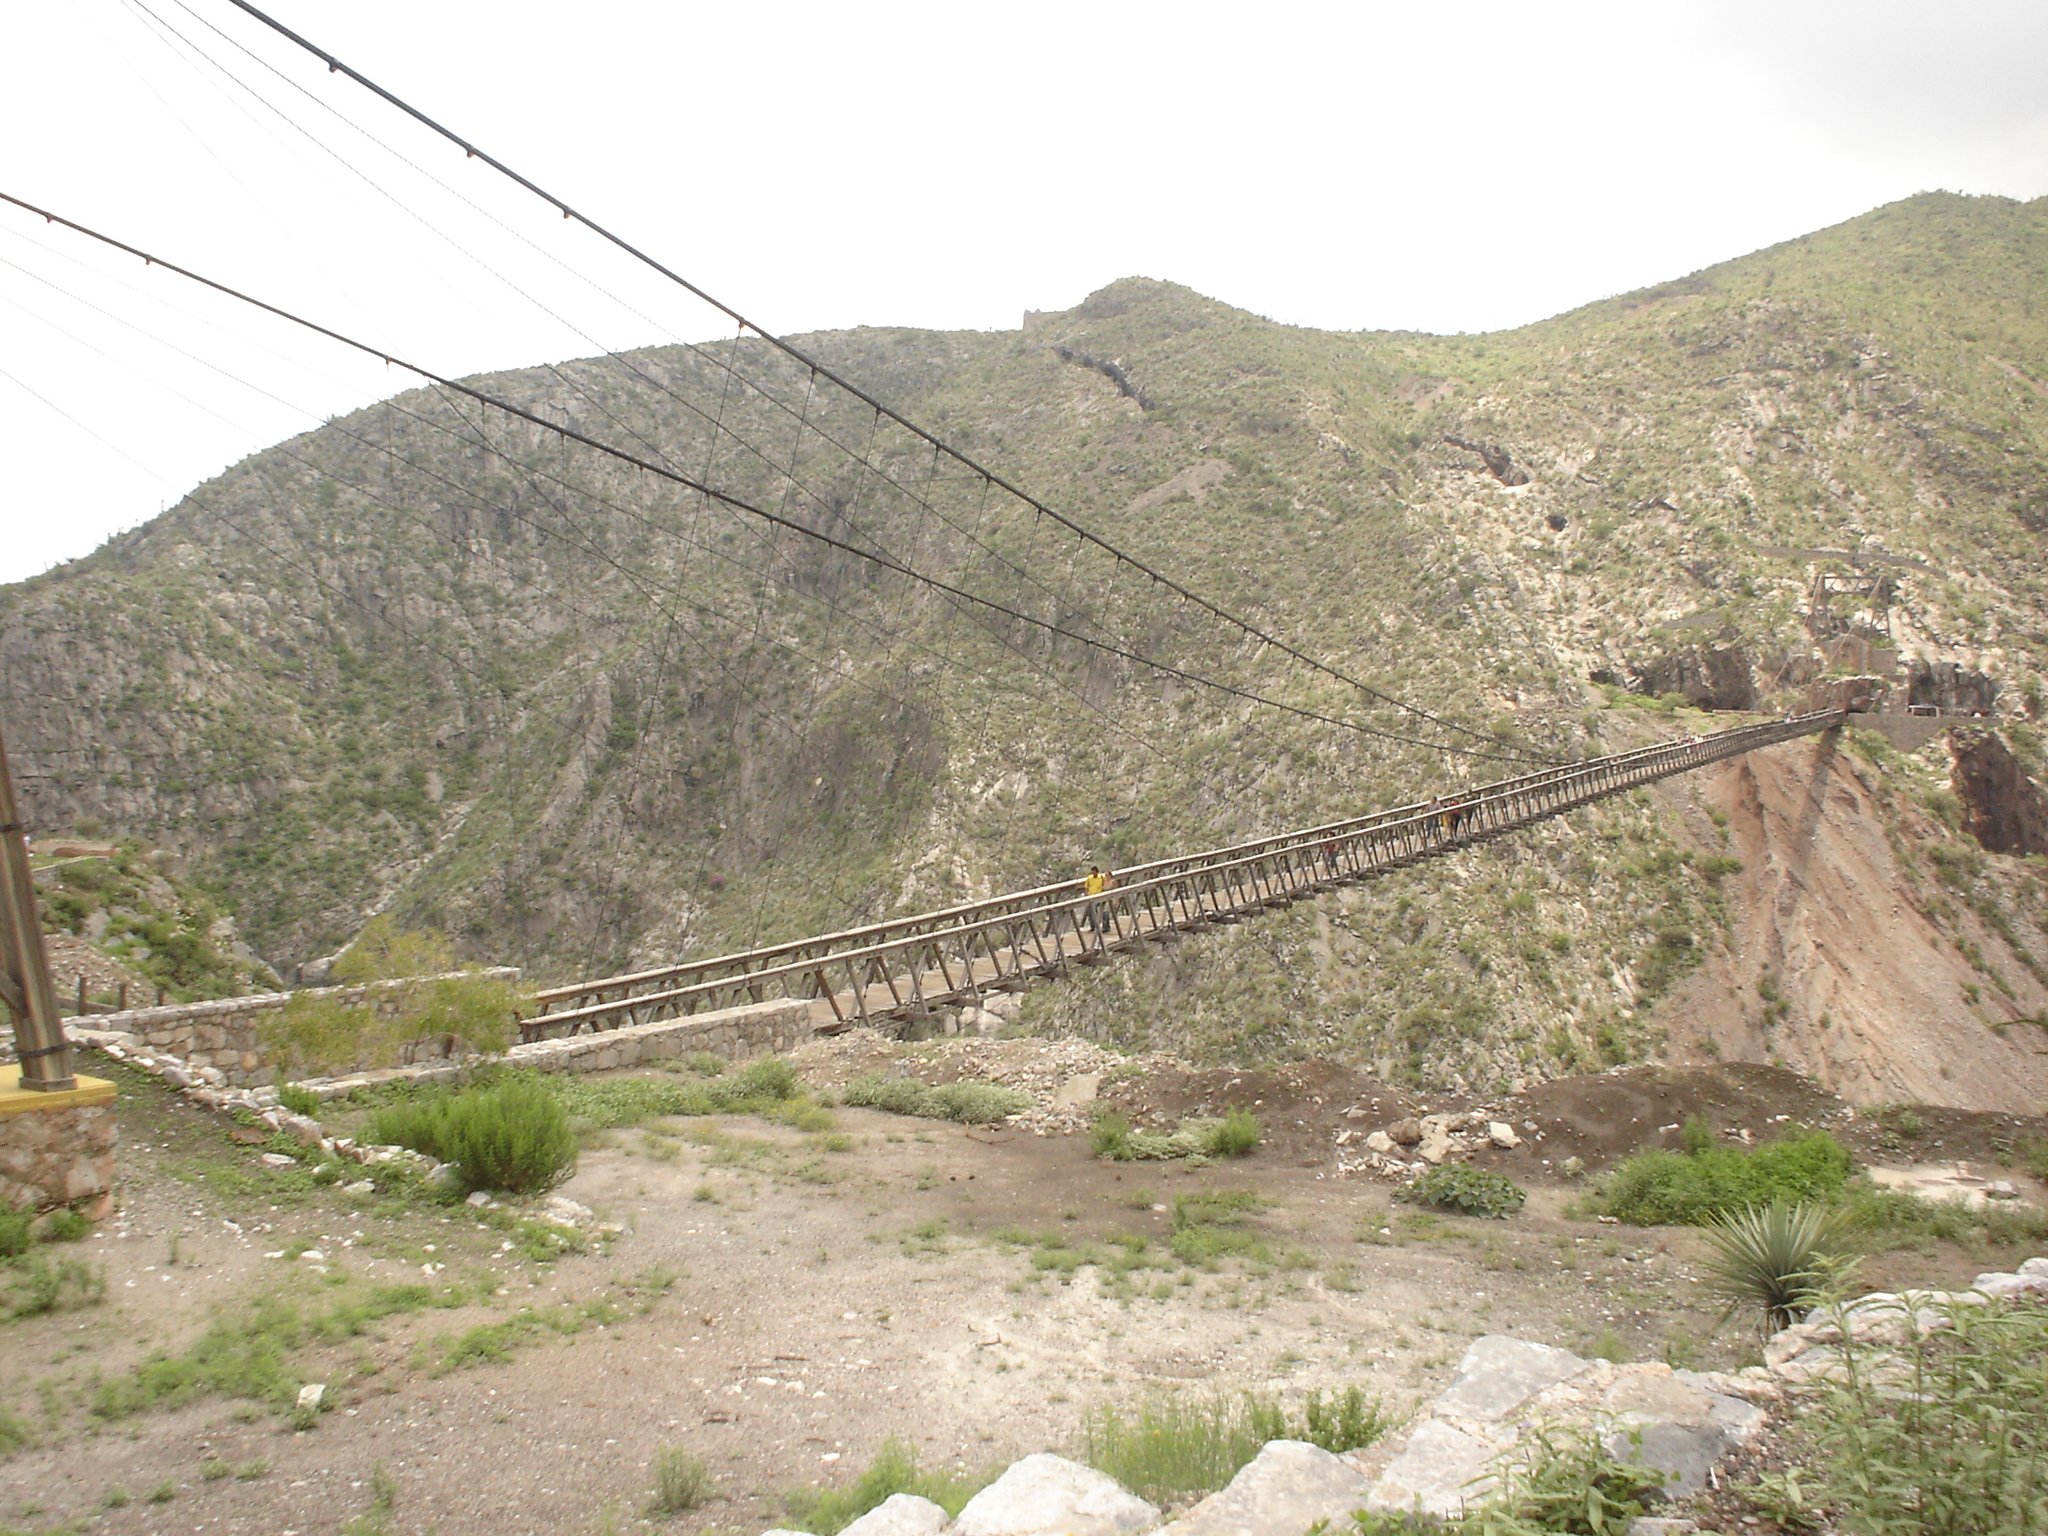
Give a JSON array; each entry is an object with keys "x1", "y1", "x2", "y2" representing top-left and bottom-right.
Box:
[{"x1": 1083, "y1": 864, "x2": 1110, "y2": 939}]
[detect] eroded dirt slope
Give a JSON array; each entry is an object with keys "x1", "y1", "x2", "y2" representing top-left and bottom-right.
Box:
[{"x1": 1654, "y1": 734, "x2": 2048, "y2": 1112}]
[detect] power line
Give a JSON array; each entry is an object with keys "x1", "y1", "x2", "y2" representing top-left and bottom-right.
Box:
[
  {"x1": 0, "y1": 189, "x2": 1548, "y2": 768},
  {"x1": 215, "y1": 0, "x2": 1541, "y2": 758}
]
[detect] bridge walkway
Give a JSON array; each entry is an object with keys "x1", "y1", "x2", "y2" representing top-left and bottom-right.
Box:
[{"x1": 519, "y1": 710, "x2": 1848, "y2": 1041}]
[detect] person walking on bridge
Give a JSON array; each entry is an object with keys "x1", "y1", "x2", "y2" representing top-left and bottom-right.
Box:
[{"x1": 1084, "y1": 864, "x2": 1112, "y2": 942}]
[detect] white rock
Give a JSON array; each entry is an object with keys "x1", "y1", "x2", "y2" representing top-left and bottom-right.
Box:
[
  {"x1": 1158, "y1": 1441, "x2": 1371, "y2": 1536},
  {"x1": 1487, "y1": 1121, "x2": 1520, "y2": 1150},
  {"x1": 838, "y1": 1493, "x2": 950, "y2": 1536},
  {"x1": 260, "y1": 1153, "x2": 296, "y2": 1169},
  {"x1": 1364, "y1": 1131, "x2": 1396, "y2": 1154},
  {"x1": 296, "y1": 1383, "x2": 325, "y2": 1412},
  {"x1": 1976, "y1": 1273, "x2": 2048, "y2": 1299},
  {"x1": 954, "y1": 1453, "x2": 1159, "y2": 1536}
]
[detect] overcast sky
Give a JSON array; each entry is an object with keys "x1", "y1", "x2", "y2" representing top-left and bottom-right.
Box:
[{"x1": 3, "y1": 0, "x2": 2044, "y2": 586}]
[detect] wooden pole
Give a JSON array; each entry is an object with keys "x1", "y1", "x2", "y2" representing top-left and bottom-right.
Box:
[{"x1": 0, "y1": 714, "x2": 74, "y2": 1090}]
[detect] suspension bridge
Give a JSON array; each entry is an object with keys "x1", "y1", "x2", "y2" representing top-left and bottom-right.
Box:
[{"x1": 520, "y1": 709, "x2": 1847, "y2": 1041}]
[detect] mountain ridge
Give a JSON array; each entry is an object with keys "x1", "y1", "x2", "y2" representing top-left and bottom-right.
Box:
[{"x1": 8, "y1": 191, "x2": 2046, "y2": 1103}]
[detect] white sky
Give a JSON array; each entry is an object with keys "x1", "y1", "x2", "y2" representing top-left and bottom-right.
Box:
[{"x1": 2, "y1": 0, "x2": 2044, "y2": 586}]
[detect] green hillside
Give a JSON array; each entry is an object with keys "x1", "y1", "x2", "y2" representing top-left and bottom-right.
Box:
[{"x1": 5, "y1": 192, "x2": 2045, "y2": 1088}]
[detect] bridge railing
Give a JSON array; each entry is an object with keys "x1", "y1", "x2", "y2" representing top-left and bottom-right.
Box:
[{"x1": 519, "y1": 710, "x2": 1845, "y2": 1038}]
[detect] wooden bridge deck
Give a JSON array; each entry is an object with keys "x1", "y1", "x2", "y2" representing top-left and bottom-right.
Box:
[{"x1": 518, "y1": 711, "x2": 1847, "y2": 1041}]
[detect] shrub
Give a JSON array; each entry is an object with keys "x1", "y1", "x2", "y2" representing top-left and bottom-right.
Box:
[
  {"x1": 0, "y1": 1204, "x2": 31, "y2": 1259},
  {"x1": 1396, "y1": 1164, "x2": 1527, "y2": 1218},
  {"x1": 260, "y1": 918, "x2": 526, "y2": 1076},
  {"x1": 1091, "y1": 1112, "x2": 1136, "y2": 1159},
  {"x1": 1089, "y1": 1110, "x2": 1252, "y2": 1163},
  {"x1": 1698, "y1": 1201, "x2": 1856, "y2": 1336},
  {"x1": 731, "y1": 1057, "x2": 798, "y2": 1101},
  {"x1": 43, "y1": 1206, "x2": 91, "y2": 1243},
  {"x1": 649, "y1": 1448, "x2": 712, "y2": 1516},
  {"x1": 1596, "y1": 1129, "x2": 1852, "y2": 1226},
  {"x1": 277, "y1": 1084, "x2": 322, "y2": 1118},
  {"x1": 364, "y1": 1075, "x2": 575, "y2": 1195},
  {"x1": 1203, "y1": 1107, "x2": 1261, "y2": 1158}
]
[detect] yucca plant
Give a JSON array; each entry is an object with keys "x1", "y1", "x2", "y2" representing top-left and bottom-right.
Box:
[{"x1": 1699, "y1": 1200, "x2": 1857, "y2": 1336}]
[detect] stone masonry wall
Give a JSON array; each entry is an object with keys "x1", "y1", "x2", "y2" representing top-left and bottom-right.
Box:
[
  {"x1": 0, "y1": 1097, "x2": 116, "y2": 1212},
  {"x1": 78, "y1": 970, "x2": 521, "y2": 1088},
  {"x1": 300, "y1": 1000, "x2": 813, "y2": 1100}
]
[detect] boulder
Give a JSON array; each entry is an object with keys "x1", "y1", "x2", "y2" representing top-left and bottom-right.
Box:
[
  {"x1": 1363, "y1": 1419, "x2": 1499, "y2": 1517},
  {"x1": 1433, "y1": 1337, "x2": 1592, "y2": 1422},
  {"x1": 839, "y1": 1493, "x2": 951, "y2": 1536},
  {"x1": 954, "y1": 1453, "x2": 1158, "y2": 1536},
  {"x1": 1158, "y1": 1440, "x2": 1371, "y2": 1536},
  {"x1": 1601, "y1": 1369, "x2": 1765, "y2": 1500}
]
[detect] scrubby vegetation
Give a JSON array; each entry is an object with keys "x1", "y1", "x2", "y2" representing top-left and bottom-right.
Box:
[
  {"x1": 1591, "y1": 1128, "x2": 1853, "y2": 1226},
  {"x1": 1089, "y1": 1107, "x2": 1260, "y2": 1162},
  {"x1": 0, "y1": 1201, "x2": 103, "y2": 1323},
  {"x1": 1351, "y1": 1424, "x2": 1666, "y2": 1534},
  {"x1": 31, "y1": 838, "x2": 260, "y2": 1001},
  {"x1": 1731, "y1": 1297, "x2": 2048, "y2": 1535},
  {"x1": 842, "y1": 1074, "x2": 1031, "y2": 1125},
  {"x1": 260, "y1": 919, "x2": 527, "y2": 1077},
  {"x1": 1084, "y1": 1388, "x2": 1392, "y2": 1505},
  {"x1": 1396, "y1": 1164, "x2": 1528, "y2": 1219},
  {"x1": 782, "y1": 1437, "x2": 991, "y2": 1535},
  {"x1": 362, "y1": 1075, "x2": 576, "y2": 1195},
  {"x1": 1698, "y1": 1201, "x2": 1855, "y2": 1336}
]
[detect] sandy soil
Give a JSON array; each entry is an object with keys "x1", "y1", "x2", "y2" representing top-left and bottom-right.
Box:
[{"x1": 1, "y1": 1044, "x2": 2042, "y2": 1536}]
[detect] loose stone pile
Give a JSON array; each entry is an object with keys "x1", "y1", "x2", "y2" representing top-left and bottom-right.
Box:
[
  {"x1": 1335, "y1": 1107, "x2": 1533, "y2": 1182},
  {"x1": 749, "y1": 1259, "x2": 2048, "y2": 1536}
]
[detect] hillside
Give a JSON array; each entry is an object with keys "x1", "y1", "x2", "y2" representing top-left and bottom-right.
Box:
[{"x1": 5, "y1": 191, "x2": 2047, "y2": 1106}]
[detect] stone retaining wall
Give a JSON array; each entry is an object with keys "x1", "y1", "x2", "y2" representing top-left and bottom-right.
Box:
[
  {"x1": 77, "y1": 969, "x2": 520, "y2": 1088},
  {"x1": 297, "y1": 1000, "x2": 814, "y2": 1099},
  {"x1": 0, "y1": 1071, "x2": 117, "y2": 1212}
]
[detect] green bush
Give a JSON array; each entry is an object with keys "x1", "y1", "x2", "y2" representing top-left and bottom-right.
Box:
[
  {"x1": 1397, "y1": 1164, "x2": 1527, "y2": 1218},
  {"x1": 1203, "y1": 1107, "x2": 1261, "y2": 1158},
  {"x1": 0, "y1": 1204, "x2": 31, "y2": 1259},
  {"x1": 732, "y1": 1056, "x2": 798, "y2": 1100},
  {"x1": 1090, "y1": 1109, "x2": 1255, "y2": 1163},
  {"x1": 277, "y1": 1084, "x2": 322, "y2": 1118},
  {"x1": 1596, "y1": 1129, "x2": 1852, "y2": 1226},
  {"x1": 1091, "y1": 1111, "x2": 1137, "y2": 1159},
  {"x1": 43, "y1": 1207, "x2": 91, "y2": 1243},
  {"x1": 260, "y1": 918, "x2": 527, "y2": 1076},
  {"x1": 649, "y1": 1448, "x2": 711, "y2": 1515},
  {"x1": 364, "y1": 1075, "x2": 576, "y2": 1195}
]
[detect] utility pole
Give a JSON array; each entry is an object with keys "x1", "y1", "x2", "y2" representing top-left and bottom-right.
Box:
[{"x1": 0, "y1": 713, "x2": 74, "y2": 1091}]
